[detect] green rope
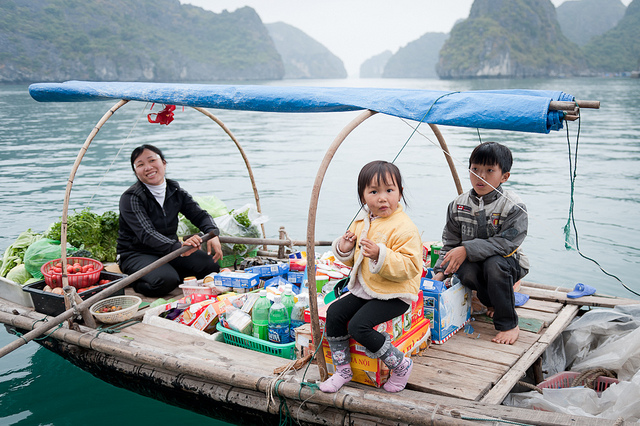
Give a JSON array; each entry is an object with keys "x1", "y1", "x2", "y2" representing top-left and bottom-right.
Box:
[
  {"x1": 8, "y1": 323, "x2": 64, "y2": 342},
  {"x1": 563, "y1": 117, "x2": 639, "y2": 297},
  {"x1": 460, "y1": 416, "x2": 533, "y2": 426},
  {"x1": 95, "y1": 319, "x2": 141, "y2": 336}
]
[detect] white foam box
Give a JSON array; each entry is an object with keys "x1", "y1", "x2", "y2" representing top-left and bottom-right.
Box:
[
  {"x1": 213, "y1": 271, "x2": 260, "y2": 289},
  {"x1": 0, "y1": 277, "x2": 34, "y2": 308},
  {"x1": 420, "y1": 278, "x2": 471, "y2": 344}
]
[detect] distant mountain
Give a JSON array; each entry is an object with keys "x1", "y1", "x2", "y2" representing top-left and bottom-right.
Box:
[
  {"x1": 437, "y1": 0, "x2": 587, "y2": 78},
  {"x1": 382, "y1": 33, "x2": 448, "y2": 78},
  {"x1": 266, "y1": 22, "x2": 347, "y2": 79},
  {"x1": 0, "y1": 0, "x2": 284, "y2": 83},
  {"x1": 360, "y1": 50, "x2": 393, "y2": 78},
  {"x1": 556, "y1": 0, "x2": 626, "y2": 46},
  {"x1": 583, "y1": 0, "x2": 640, "y2": 72}
]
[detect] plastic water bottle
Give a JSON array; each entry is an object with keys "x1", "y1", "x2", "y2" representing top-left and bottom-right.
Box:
[
  {"x1": 268, "y1": 295, "x2": 291, "y2": 344},
  {"x1": 252, "y1": 290, "x2": 270, "y2": 341},
  {"x1": 281, "y1": 284, "x2": 296, "y2": 318},
  {"x1": 289, "y1": 292, "x2": 308, "y2": 342}
]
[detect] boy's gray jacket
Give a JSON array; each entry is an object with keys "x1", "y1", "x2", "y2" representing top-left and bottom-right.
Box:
[{"x1": 433, "y1": 185, "x2": 529, "y2": 274}]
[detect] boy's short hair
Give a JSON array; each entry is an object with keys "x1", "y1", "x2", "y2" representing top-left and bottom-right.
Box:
[
  {"x1": 357, "y1": 160, "x2": 405, "y2": 205},
  {"x1": 469, "y1": 142, "x2": 513, "y2": 173}
]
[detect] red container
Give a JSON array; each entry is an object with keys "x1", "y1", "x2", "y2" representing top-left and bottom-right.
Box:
[
  {"x1": 538, "y1": 371, "x2": 619, "y2": 392},
  {"x1": 41, "y1": 257, "x2": 104, "y2": 289}
]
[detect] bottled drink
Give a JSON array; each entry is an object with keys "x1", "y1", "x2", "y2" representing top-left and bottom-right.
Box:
[
  {"x1": 268, "y1": 295, "x2": 291, "y2": 344},
  {"x1": 289, "y1": 292, "x2": 308, "y2": 342},
  {"x1": 252, "y1": 290, "x2": 270, "y2": 341},
  {"x1": 281, "y1": 284, "x2": 296, "y2": 318}
]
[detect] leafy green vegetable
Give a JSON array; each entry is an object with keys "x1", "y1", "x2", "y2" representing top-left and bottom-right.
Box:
[
  {"x1": 6, "y1": 264, "x2": 32, "y2": 285},
  {"x1": 44, "y1": 208, "x2": 119, "y2": 262},
  {"x1": 1, "y1": 229, "x2": 42, "y2": 277},
  {"x1": 23, "y1": 238, "x2": 65, "y2": 279}
]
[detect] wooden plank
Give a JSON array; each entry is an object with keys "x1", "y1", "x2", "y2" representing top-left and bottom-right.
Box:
[
  {"x1": 519, "y1": 285, "x2": 640, "y2": 308},
  {"x1": 419, "y1": 349, "x2": 506, "y2": 376},
  {"x1": 480, "y1": 304, "x2": 580, "y2": 404},
  {"x1": 516, "y1": 297, "x2": 563, "y2": 314},
  {"x1": 474, "y1": 312, "x2": 547, "y2": 333},
  {"x1": 408, "y1": 358, "x2": 500, "y2": 400}
]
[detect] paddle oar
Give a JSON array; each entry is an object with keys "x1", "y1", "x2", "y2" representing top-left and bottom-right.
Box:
[{"x1": 0, "y1": 231, "x2": 217, "y2": 359}]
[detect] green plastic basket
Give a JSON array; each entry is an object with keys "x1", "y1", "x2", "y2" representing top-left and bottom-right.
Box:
[
  {"x1": 216, "y1": 322, "x2": 296, "y2": 359},
  {"x1": 219, "y1": 249, "x2": 258, "y2": 268}
]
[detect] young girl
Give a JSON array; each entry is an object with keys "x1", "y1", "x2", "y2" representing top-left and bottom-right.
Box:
[{"x1": 319, "y1": 160, "x2": 423, "y2": 393}]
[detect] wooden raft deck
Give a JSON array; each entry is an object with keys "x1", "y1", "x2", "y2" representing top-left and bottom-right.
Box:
[{"x1": 122, "y1": 279, "x2": 638, "y2": 406}]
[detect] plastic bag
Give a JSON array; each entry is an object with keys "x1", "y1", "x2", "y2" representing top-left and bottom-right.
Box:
[
  {"x1": 23, "y1": 238, "x2": 66, "y2": 279},
  {"x1": 178, "y1": 195, "x2": 230, "y2": 237},
  {"x1": 215, "y1": 204, "x2": 268, "y2": 256}
]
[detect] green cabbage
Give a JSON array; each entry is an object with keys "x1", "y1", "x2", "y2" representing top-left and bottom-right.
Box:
[{"x1": 6, "y1": 264, "x2": 32, "y2": 285}]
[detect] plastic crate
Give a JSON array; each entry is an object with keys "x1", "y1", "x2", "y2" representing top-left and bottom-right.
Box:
[
  {"x1": 538, "y1": 371, "x2": 619, "y2": 392},
  {"x1": 23, "y1": 271, "x2": 126, "y2": 317},
  {"x1": 179, "y1": 283, "x2": 215, "y2": 297},
  {"x1": 41, "y1": 257, "x2": 104, "y2": 288},
  {"x1": 216, "y1": 322, "x2": 296, "y2": 360},
  {"x1": 219, "y1": 249, "x2": 258, "y2": 269}
]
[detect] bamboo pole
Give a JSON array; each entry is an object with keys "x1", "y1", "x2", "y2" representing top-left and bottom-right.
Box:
[
  {"x1": 0, "y1": 231, "x2": 217, "y2": 359},
  {"x1": 193, "y1": 107, "x2": 267, "y2": 244},
  {"x1": 549, "y1": 100, "x2": 600, "y2": 110},
  {"x1": 306, "y1": 110, "x2": 377, "y2": 381},
  {"x1": 428, "y1": 124, "x2": 463, "y2": 195}
]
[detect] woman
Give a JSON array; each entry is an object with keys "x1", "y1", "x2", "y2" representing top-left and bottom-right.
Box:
[{"x1": 117, "y1": 144, "x2": 223, "y2": 297}]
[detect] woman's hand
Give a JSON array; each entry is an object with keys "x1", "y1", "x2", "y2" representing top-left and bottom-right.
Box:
[
  {"x1": 360, "y1": 238, "x2": 380, "y2": 261},
  {"x1": 339, "y1": 231, "x2": 356, "y2": 253},
  {"x1": 207, "y1": 236, "x2": 223, "y2": 262},
  {"x1": 181, "y1": 234, "x2": 203, "y2": 257}
]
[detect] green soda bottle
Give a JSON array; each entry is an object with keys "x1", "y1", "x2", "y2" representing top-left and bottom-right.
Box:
[
  {"x1": 281, "y1": 284, "x2": 296, "y2": 319},
  {"x1": 251, "y1": 290, "x2": 271, "y2": 341}
]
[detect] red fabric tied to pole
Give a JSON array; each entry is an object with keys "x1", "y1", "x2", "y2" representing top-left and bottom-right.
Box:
[{"x1": 148, "y1": 104, "x2": 176, "y2": 125}]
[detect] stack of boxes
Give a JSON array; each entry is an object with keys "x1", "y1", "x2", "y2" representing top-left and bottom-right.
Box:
[{"x1": 313, "y1": 292, "x2": 430, "y2": 388}]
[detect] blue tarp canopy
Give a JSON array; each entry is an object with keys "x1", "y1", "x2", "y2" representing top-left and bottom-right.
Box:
[{"x1": 29, "y1": 81, "x2": 575, "y2": 134}]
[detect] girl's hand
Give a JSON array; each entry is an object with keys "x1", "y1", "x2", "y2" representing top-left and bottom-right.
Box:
[
  {"x1": 181, "y1": 234, "x2": 202, "y2": 257},
  {"x1": 207, "y1": 236, "x2": 223, "y2": 262},
  {"x1": 360, "y1": 238, "x2": 380, "y2": 261},
  {"x1": 339, "y1": 231, "x2": 356, "y2": 253}
]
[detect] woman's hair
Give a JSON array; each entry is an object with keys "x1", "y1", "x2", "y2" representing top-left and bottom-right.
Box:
[
  {"x1": 469, "y1": 142, "x2": 513, "y2": 173},
  {"x1": 130, "y1": 144, "x2": 166, "y2": 171},
  {"x1": 357, "y1": 160, "x2": 405, "y2": 206}
]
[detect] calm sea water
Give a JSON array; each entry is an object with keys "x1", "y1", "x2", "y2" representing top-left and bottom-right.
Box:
[{"x1": 1, "y1": 77, "x2": 639, "y2": 424}]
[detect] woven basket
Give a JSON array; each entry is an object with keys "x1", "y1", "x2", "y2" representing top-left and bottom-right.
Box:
[{"x1": 90, "y1": 295, "x2": 141, "y2": 324}]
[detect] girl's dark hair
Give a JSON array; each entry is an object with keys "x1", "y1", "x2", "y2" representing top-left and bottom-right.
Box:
[
  {"x1": 468, "y1": 142, "x2": 513, "y2": 173},
  {"x1": 357, "y1": 160, "x2": 406, "y2": 206},
  {"x1": 130, "y1": 144, "x2": 166, "y2": 171}
]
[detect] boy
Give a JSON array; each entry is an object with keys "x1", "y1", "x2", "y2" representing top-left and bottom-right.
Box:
[{"x1": 433, "y1": 142, "x2": 529, "y2": 344}]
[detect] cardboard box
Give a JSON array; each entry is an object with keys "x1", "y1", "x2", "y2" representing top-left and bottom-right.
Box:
[
  {"x1": 420, "y1": 278, "x2": 471, "y2": 344},
  {"x1": 286, "y1": 271, "x2": 304, "y2": 284},
  {"x1": 322, "y1": 318, "x2": 430, "y2": 387},
  {"x1": 213, "y1": 271, "x2": 260, "y2": 289},
  {"x1": 244, "y1": 262, "x2": 289, "y2": 277}
]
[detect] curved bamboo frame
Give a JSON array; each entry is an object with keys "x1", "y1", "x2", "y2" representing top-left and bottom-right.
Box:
[
  {"x1": 193, "y1": 107, "x2": 267, "y2": 242},
  {"x1": 60, "y1": 102, "x2": 267, "y2": 281},
  {"x1": 60, "y1": 100, "x2": 129, "y2": 285},
  {"x1": 306, "y1": 114, "x2": 462, "y2": 380}
]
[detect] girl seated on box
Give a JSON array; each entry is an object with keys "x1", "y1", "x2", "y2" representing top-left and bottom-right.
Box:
[{"x1": 319, "y1": 161, "x2": 423, "y2": 393}]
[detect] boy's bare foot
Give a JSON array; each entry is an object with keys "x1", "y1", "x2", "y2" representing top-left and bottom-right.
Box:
[
  {"x1": 492, "y1": 326, "x2": 519, "y2": 344},
  {"x1": 486, "y1": 307, "x2": 494, "y2": 318}
]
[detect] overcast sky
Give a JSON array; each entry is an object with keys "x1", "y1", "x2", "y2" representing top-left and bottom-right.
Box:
[{"x1": 180, "y1": 0, "x2": 632, "y2": 77}]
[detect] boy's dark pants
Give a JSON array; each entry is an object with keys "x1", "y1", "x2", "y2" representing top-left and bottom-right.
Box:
[{"x1": 456, "y1": 255, "x2": 521, "y2": 331}]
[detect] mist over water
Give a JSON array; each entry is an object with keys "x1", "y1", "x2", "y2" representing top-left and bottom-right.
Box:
[{"x1": 0, "y1": 77, "x2": 638, "y2": 424}]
